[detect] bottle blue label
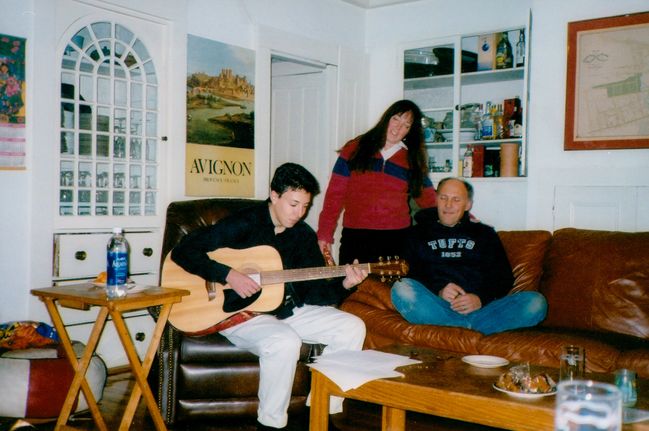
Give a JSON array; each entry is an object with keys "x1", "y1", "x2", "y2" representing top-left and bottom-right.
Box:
[{"x1": 107, "y1": 251, "x2": 128, "y2": 285}]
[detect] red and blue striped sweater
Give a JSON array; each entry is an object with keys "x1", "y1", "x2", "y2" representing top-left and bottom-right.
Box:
[{"x1": 317, "y1": 138, "x2": 437, "y2": 244}]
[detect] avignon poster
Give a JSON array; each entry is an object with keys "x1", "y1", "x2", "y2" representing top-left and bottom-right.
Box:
[{"x1": 186, "y1": 35, "x2": 255, "y2": 196}]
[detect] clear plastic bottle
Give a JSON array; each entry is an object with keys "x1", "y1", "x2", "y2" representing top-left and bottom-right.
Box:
[{"x1": 106, "y1": 227, "x2": 129, "y2": 298}]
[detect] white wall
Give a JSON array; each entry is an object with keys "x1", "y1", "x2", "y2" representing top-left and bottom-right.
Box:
[
  {"x1": 363, "y1": 0, "x2": 649, "y2": 230},
  {"x1": 0, "y1": 0, "x2": 34, "y2": 322},
  {"x1": 525, "y1": 0, "x2": 649, "y2": 230}
]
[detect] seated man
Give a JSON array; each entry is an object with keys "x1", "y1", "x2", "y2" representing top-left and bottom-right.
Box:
[
  {"x1": 171, "y1": 162, "x2": 367, "y2": 431},
  {"x1": 391, "y1": 177, "x2": 547, "y2": 335}
]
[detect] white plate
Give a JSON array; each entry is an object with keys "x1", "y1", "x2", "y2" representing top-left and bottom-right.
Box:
[
  {"x1": 492, "y1": 383, "x2": 556, "y2": 399},
  {"x1": 462, "y1": 355, "x2": 509, "y2": 368}
]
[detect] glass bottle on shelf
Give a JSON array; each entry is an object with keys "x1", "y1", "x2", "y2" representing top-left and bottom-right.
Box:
[
  {"x1": 493, "y1": 104, "x2": 504, "y2": 139},
  {"x1": 516, "y1": 31, "x2": 525, "y2": 68},
  {"x1": 495, "y1": 32, "x2": 513, "y2": 69},
  {"x1": 462, "y1": 145, "x2": 473, "y2": 178},
  {"x1": 472, "y1": 104, "x2": 483, "y2": 140},
  {"x1": 511, "y1": 100, "x2": 523, "y2": 138},
  {"x1": 480, "y1": 102, "x2": 494, "y2": 140}
]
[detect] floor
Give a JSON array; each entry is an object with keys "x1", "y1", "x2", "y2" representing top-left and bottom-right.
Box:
[{"x1": 0, "y1": 372, "x2": 503, "y2": 431}]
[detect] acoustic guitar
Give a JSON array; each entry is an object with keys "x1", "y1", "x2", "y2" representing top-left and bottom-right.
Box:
[{"x1": 162, "y1": 245, "x2": 408, "y2": 333}]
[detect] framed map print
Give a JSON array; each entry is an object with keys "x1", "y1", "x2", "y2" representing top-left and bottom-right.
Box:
[{"x1": 564, "y1": 11, "x2": 649, "y2": 150}]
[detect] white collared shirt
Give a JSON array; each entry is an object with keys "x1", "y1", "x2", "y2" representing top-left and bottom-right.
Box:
[{"x1": 380, "y1": 141, "x2": 407, "y2": 160}]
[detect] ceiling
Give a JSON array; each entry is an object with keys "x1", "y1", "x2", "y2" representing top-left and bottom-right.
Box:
[{"x1": 340, "y1": 0, "x2": 421, "y2": 9}]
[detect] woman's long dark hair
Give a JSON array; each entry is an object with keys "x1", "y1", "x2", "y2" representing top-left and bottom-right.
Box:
[{"x1": 347, "y1": 99, "x2": 427, "y2": 197}]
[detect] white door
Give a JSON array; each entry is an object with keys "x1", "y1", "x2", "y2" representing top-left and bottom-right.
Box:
[{"x1": 271, "y1": 57, "x2": 337, "y2": 230}]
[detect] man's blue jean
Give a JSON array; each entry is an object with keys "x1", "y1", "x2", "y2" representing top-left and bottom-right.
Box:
[{"x1": 391, "y1": 278, "x2": 547, "y2": 335}]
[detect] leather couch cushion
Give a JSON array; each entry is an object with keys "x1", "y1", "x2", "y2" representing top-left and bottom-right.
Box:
[
  {"x1": 540, "y1": 228, "x2": 649, "y2": 338},
  {"x1": 498, "y1": 230, "x2": 552, "y2": 293}
]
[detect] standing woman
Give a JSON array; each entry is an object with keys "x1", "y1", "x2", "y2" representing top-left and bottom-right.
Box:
[{"x1": 317, "y1": 99, "x2": 437, "y2": 266}]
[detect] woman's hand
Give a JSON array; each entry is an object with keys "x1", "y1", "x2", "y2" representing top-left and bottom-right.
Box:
[{"x1": 318, "y1": 240, "x2": 335, "y2": 266}]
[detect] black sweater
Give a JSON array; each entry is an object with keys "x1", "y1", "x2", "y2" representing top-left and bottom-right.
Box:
[
  {"x1": 170, "y1": 201, "x2": 350, "y2": 317},
  {"x1": 402, "y1": 208, "x2": 514, "y2": 305}
]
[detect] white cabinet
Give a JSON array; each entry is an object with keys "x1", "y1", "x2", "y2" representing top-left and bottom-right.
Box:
[
  {"x1": 52, "y1": 229, "x2": 160, "y2": 369},
  {"x1": 403, "y1": 22, "x2": 530, "y2": 184}
]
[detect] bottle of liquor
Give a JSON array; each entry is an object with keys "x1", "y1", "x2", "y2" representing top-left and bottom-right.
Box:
[
  {"x1": 495, "y1": 32, "x2": 513, "y2": 69},
  {"x1": 511, "y1": 99, "x2": 523, "y2": 137},
  {"x1": 106, "y1": 227, "x2": 130, "y2": 298},
  {"x1": 516, "y1": 31, "x2": 525, "y2": 68},
  {"x1": 462, "y1": 145, "x2": 473, "y2": 178},
  {"x1": 480, "y1": 101, "x2": 493, "y2": 140},
  {"x1": 493, "y1": 104, "x2": 504, "y2": 139}
]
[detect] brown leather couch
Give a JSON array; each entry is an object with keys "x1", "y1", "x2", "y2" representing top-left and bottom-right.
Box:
[
  {"x1": 341, "y1": 228, "x2": 649, "y2": 378},
  {"x1": 149, "y1": 198, "x2": 322, "y2": 425}
]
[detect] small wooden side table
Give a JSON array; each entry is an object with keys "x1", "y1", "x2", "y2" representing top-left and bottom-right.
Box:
[{"x1": 31, "y1": 283, "x2": 189, "y2": 431}]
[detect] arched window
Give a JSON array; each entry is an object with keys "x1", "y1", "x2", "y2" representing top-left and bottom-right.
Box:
[{"x1": 59, "y1": 22, "x2": 158, "y2": 216}]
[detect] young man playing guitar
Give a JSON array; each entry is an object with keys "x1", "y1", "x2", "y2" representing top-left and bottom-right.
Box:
[{"x1": 170, "y1": 163, "x2": 368, "y2": 430}]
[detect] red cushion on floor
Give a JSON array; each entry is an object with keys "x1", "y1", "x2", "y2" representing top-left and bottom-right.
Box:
[{"x1": 0, "y1": 342, "x2": 107, "y2": 419}]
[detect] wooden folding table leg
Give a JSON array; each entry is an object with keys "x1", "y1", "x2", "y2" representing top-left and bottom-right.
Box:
[
  {"x1": 111, "y1": 304, "x2": 171, "y2": 431},
  {"x1": 43, "y1": 298, "x2": 109, "y2": 431}
]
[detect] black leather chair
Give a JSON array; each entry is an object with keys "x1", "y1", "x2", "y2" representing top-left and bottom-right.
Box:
[{"x1": 149, "y1": 198, "x2": 322, "y2": 425}]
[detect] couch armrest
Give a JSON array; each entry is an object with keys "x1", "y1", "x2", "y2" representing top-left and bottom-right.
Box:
[
  {"x1": 345, "y1": 276, "x2": 396, "y2": 311},
  {"x1": 150, "y1": 325, "x2": 180, "y2": 425},
  {"x1": 498, "y1": 230, "x2": 552, "y2": 293}
]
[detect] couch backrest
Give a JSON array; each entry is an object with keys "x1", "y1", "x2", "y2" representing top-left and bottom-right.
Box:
[
  {"x1": 539, "y1": 228, "x2": 649, "y2": 339},
  {"x1": 498, "y1": 230, "x2": 552, "y2": 293},
  {"x1": 159, "y1": 198, "x2": 263, "y2": 281}
]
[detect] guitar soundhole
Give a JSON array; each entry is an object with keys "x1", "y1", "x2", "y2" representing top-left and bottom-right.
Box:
[{"x1": 223, "y1": 289, "x2": 263, "y2": 313}]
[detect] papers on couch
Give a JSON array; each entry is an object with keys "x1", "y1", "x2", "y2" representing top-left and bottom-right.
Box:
[{"x1": 307, "y1": 349, "x2": 421, "y2": 391}]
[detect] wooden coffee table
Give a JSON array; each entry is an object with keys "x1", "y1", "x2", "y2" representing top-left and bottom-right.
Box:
[{"x1": 309, "y1": 345, "x2": 649, "y2": 431}]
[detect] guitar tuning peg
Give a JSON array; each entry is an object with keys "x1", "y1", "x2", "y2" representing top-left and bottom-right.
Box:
[
  {"x1": 380, "y1": 275, "x2": 386, "y2": 282},
  {"x1": 394, "y1": 255, "x2": 400, "y2": 261},
  {"x1": 378, "y1": 256, "x2": 384, "y2": 263},
  {"x1": 387, "y1": 256, "x2": 392, "y2": 262}
]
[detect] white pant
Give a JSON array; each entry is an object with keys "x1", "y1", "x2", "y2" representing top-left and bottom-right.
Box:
[{"x1": 221, "y1": 304, "x2": 366, "y2": 428}]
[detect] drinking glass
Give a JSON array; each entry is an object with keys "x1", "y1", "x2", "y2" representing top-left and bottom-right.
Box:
[
  {"x1": 560, "y1": 345, "x2": 585, "y2": 381},
  {"x1": 555, "y1": 380, "x2": 622, "y2": 431},
  {"x1": 614, "y1": 369, "x2": 637, "y2": 407}
]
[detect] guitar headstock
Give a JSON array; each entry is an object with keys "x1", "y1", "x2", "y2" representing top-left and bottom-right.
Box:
[{"x1": 368, "y1": 257, "x2": 409, "y2": 282}]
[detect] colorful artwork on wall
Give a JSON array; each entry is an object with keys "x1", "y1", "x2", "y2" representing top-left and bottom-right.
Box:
[
  {"x1": 185, "y1": 35, "x2": 255, "y2": 196},
  {"x1": 0, "y1": 33, "x2": 26, "y2": 170}
]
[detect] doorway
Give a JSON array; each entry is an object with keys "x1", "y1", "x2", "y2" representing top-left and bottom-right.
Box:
[{"x1": 270, "y1": 55, "x2": 337, "y2": 230}]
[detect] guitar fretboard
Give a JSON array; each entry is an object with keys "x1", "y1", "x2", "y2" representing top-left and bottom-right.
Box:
[{"x1": 259, "y1": 263, "x2": 371, "y2": 285}]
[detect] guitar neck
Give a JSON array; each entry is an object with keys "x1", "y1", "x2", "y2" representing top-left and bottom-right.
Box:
[{"x1": 259, "y1": 263, "x2": 370, "y2": 285}]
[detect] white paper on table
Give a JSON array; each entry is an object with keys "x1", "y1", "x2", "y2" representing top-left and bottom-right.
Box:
[{"x1": 307, "y1": 349, "x2": 421, "y2": 391}]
